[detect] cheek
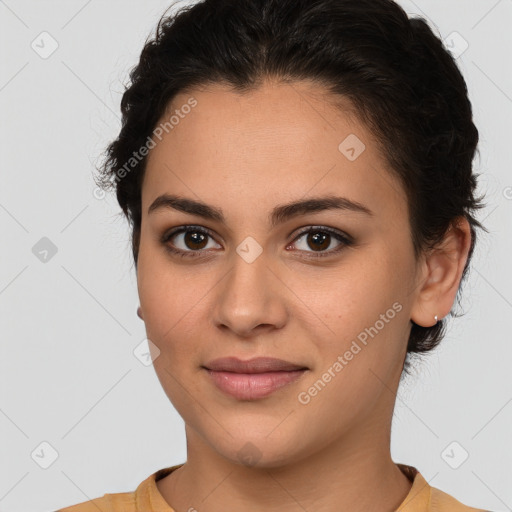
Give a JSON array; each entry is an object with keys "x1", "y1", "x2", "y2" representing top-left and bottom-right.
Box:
[
  {"x1": 303, "y1": 257, "x2": 387, "y2": 328},
  {"x1": 136, "y1": 243, "x2": 215, "y2": 372},
  {"x1": 309, "y1": 248, "x2": 410, "y2": 370},
  {"x1": 137, "y1": 244, "x2": 187, "y2": 344},
  {"x1": 137, "y1": 253, "x2": 204, "y2": 405}
]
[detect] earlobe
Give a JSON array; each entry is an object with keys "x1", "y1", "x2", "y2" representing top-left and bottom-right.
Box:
[
  {"x1": 410, "y1": 217, "x2": 472, "y2": 328},
  {"x1": 137, "y1": 306, "x2": 144, "y2": 320}
]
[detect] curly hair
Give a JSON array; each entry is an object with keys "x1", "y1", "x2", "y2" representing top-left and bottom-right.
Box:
[{"x1": 95, "y1": 0, "x2": 487, "y2": 371}]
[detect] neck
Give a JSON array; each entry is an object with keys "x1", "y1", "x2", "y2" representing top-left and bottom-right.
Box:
[{"x1": 157, "y1": 419, "x2": 412, "y2": 512}]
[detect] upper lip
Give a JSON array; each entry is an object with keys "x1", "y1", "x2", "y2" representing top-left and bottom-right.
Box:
[{"x1": 203, "y1": 357, "x2": 308, "y2": 374}]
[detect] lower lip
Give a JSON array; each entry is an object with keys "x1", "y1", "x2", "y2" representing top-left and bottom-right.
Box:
[{"x1": 204, "y1": 369, "x2": 307, "y2": 400}]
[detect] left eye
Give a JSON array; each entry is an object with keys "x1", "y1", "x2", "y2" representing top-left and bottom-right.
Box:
[{"x1": 288, "y1": 227, "x2": 352, "y2": 257}]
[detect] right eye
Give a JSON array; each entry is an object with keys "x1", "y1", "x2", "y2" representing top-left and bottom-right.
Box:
[{"x1": 161, "y1": 226, "x2": 222, "y2": 258}]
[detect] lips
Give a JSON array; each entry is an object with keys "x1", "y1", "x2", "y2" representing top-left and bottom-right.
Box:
[{"x1": 202, "y1": 357, "x2": 309, "y2": 400}]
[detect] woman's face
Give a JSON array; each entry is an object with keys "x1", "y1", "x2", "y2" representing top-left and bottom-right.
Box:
[{"x1": 137, "y1": 80, "x2": 423, "y2": 467}]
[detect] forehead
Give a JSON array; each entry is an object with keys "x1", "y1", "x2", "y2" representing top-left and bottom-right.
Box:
[{"x1": 142, "y1": 80, "x2": 408, "y2": 224}]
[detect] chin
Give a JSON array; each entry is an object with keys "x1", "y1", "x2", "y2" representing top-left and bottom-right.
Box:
[{"x1": 203, "y1": 427, "x2": 310, "y2": 470}]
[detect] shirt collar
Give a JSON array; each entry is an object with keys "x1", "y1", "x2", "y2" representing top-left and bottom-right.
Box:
[{"x1": 137, "y1": 463, "x2": 432, "y2": 512}]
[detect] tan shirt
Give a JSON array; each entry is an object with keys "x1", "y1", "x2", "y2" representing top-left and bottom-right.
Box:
[{"x1": 57, "y1": 463, "x2": 488, "y2": 511}]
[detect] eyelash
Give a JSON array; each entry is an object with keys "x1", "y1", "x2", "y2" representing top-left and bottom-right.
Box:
[{"x1": 160, "y1": 225, "x2": 354, "y2": 260}]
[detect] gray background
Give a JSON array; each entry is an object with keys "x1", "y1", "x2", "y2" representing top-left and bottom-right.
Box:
[{"x1": 0, "y1": 1, "x2": 511, "y2": 511}]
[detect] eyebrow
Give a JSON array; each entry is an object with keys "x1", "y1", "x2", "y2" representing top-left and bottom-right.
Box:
[{"x1": 148, "y1": 193, "x2": 374, "y2": 227}]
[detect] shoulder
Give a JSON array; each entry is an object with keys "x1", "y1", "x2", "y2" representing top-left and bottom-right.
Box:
[
  {"x1": 55, "y1": 465, "x2": 181, "y2": 512},
  {"x1": 397, "y1": 464, "x2": 490, "y2": 512},
  {"x1": 56, "y1": 492, "x2": 135, "y2": 512}
]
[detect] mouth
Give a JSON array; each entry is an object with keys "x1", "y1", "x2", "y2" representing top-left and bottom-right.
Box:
[{"x1": 202, "y1": 357, "x2": 309, "y2": 400}]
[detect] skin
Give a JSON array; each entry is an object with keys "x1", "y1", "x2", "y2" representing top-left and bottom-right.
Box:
[{"x1": 136, "y1": 79, "x2": 472, "y2": 512}]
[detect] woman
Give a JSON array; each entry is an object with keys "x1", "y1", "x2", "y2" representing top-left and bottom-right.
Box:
[{"x1": 58, "y1": 0, "x2": 489, "y2": 510}]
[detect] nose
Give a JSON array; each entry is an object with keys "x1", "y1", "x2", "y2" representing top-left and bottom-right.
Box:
[{"x1": 211, "y1": 248, "x2": 289, "y2": 339}]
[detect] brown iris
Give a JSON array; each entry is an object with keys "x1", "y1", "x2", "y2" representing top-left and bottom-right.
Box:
[
  {"x1": 307, "y1": 232, "x2": 330, "y2": 251},
  {"x1": 184, "y1": 231, "x2": 208, "y2": 250}
]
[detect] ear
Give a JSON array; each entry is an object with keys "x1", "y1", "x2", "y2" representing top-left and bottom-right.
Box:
[{"x1": 410, "y1": 217, "x2": 472, "y2": 327}]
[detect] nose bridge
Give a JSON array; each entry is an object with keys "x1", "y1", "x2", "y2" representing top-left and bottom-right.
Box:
[
  {"x1": 224, "y1": 242, "x2": 273, "y2": 308},
  {"x1": 212, "y1": 240, "x2": 287, "y2": 334}
]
